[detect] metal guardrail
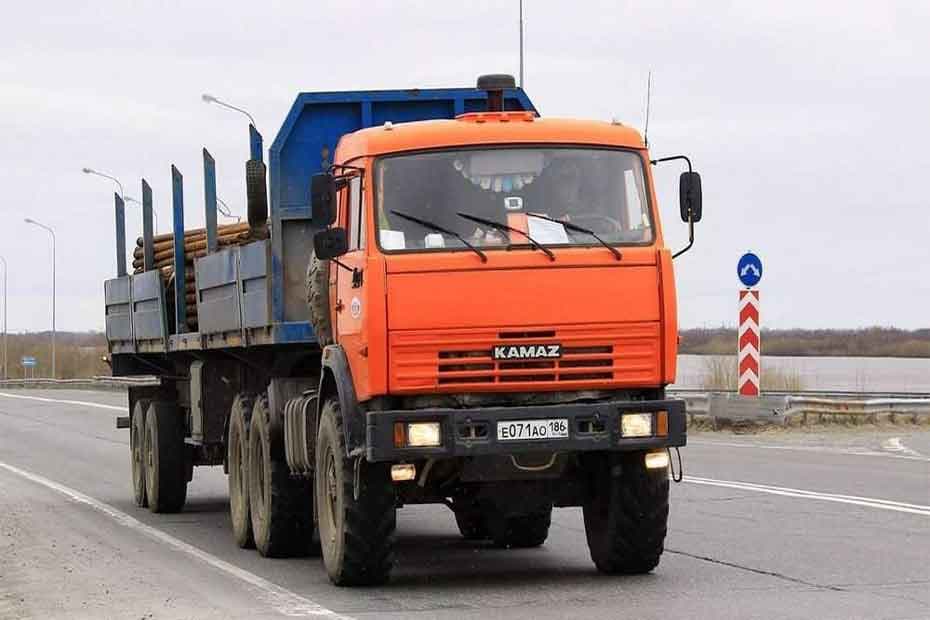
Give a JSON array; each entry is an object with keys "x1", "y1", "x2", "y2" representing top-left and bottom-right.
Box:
[{"x1": 0, "y1": 376, "x2": 159, "y2": 391}]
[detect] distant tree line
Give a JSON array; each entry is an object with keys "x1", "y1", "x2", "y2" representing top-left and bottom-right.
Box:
[
  {"x1": 680, "y1": 327, "x2": 930, "y2": 358},
  {"x1": 1, "y1": 331, "x2": 108, "y2": 379}
]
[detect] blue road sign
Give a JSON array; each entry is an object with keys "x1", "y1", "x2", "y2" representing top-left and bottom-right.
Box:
[
  {"x1": 21, "y1": 356, "x2": 37, "y2": 368},
  {"x1": 738, "y1": 252, "x2": 763, "y2": 287}
]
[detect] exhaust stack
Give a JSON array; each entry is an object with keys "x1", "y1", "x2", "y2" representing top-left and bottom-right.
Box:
[{"x1": 477, "y1": 74, "x2": 516, "y2": 112}]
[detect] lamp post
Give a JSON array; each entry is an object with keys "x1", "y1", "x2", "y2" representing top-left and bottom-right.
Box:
[
  {"x1": 124, "y1": 195, "x2": 158, "y2": 232},
  {"x1": 217, "y1": 198, "x2": 241, "y2": 223},
  {"x1": 24, "y1": 219, "x2": 55, "y2": 378},
  {"x1": 0, "y1": 255, "x2": 6, "y2": 380},
  {"x1": 82, "y1": 167, "x2": 125, "y2": 201},
  {"x1": 201, "y1": 93, "x2": 257, "y2": 127}
]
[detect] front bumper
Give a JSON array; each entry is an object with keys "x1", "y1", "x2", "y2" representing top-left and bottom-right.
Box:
[{"x1": 366, "y1": 398, "x2": 686, "y2": 462}]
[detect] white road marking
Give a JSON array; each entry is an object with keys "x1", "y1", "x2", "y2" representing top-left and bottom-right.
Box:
[
  {"x1": 881, "y1": 437, "x2": 923, "y2": 457},
  {"x1": 0, "y1": 391, "x2": 126, "y2": 411},
  {"x1": 689, "y1": 439, "x2": 930, "y2": 462},
  {"x1": 0, "y1": 460, "x2": 350, "y2": 619},
  {"x1": 685, "y1": 476, "x2": 930, "y2": 516}
]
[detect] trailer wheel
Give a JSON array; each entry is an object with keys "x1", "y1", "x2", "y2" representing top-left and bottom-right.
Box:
[
  {"x1": 582, "y1": 452, "x2": 669, "y2": 574},
  {"x1": 130, "y1": 399, "x2": 150, "y2": 508},
  {"x1": 315, "y1": 398, "x2": 395, "y2": 586},
  {"x1": 487, "y1": 506, "x2": 552, "y2": 548},
  {"x1": 144, "y1": 401, "x2": 188, "y2": 513},
  {"x1": 248, "y1": 394, "x2": 316, "y2": 558},
  {"x1": 228, "y1": 394, "x2": 254, "y2": 548},
  {"x1": 306, "y1": 251, "x2": 333, "y2": 346}
]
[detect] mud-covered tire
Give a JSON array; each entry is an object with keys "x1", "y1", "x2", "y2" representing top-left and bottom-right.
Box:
[
  {"x1": 306, "y1": 251, "x2": 333, "y2": 346},
  {"x1": 131, "y1": 399, "x2": 150, "y2": 508},
  {"x1": 315, "y1": 399, "x2": 395, "y2": 586},
  {"x1": 582, "y1": 452, "x2": 669, "y2": 574},
  {"x1": 248, "y1": 394, "x2": 316, "y2": 558},
  {"x1": 487, "y1": 506, "x2": 552, "y2": 548},
  {"x1": 228, "y1": 394, "x2": 254, "y2": 549},
  {"x1": 454, "y1": 508, "x2": 491, "y2": 541},
  {"x1": 144, "y1": 401, "x2": 188, "y2": 513}
]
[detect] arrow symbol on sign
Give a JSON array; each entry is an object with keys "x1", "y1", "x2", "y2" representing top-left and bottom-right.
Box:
[{"x1": 740, "y1": 263, "x2": 761, "y2": 278}]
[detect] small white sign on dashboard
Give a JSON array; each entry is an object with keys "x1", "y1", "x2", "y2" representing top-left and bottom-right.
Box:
[
  {"x1": 424, "y1": 233, "x2": 446, "y2": 248},
  {"x1": 380, "y1": 230, "x2": 406, "y2": 250},
  {"x1": 527, "y1": 216, "x2": 570, "y2": 244}
]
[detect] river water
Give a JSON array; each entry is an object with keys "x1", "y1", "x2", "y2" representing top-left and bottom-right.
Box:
[{"x1": 673, "y1": 354, "x2": 930, "y2": 393}]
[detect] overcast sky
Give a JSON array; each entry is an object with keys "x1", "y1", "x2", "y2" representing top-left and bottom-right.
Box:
[{"x1": 1, "y1": 1, "x2": 927, "y2": 333}]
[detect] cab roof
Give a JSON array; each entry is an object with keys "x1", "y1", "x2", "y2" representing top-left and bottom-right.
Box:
[{"x1": 338, "y1": 113, "x2": 646, "y2": 159}]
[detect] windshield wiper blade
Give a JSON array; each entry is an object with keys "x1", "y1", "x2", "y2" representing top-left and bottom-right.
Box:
[
  {"x1": 389, "y1": 210, "x2": 487, "y2": 263},
  {"x1": 455, "y1": 212, "x2": 556, "y2": 261},
  {"x1": 528, "y1": 212, "x2": 622, "y2": 261}
]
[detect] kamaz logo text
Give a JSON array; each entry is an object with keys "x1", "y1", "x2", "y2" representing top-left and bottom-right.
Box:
[{"x1": 491, "y1": 344, "x2": 562, "y2": 360}]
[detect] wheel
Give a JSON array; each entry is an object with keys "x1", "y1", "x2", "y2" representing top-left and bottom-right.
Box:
[
  {"x1": 228, "y1": 394, "x2": 254, "y2": 549},
  {"x1": 454, "y1": 508, "x2": 490, "y2": 541},
  {"x1": 144, "y1": 401, "x2": 188, "y2": 513},
  {"x1": 131, "y1": 399, "x2": 150, "y2": 507},
  {"x1": 248, "y1": 394, "x2": 316, "y2": 558},
  {"x1": 306, "y1": 250, "x2": 333, "y2": 346},
  {"x1": 315, "y1": 398, "x2": 395, "y2": 586},
  {"x1": 486, "y1": 506, "x2": 552, "y2": 548},
  {"x1": 582, "y1": 452, "x2": 669, "y2": 574}
]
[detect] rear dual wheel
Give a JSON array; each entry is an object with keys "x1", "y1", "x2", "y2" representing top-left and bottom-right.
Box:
[
  {"x1": 228, "y1": 394, "x2": 254, "y2": 548},
  {"x1": 143, "y1": 401, "x2": 188, "y2": 513}
]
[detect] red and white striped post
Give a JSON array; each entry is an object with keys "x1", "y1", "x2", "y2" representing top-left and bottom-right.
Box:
[{"x1": 738, "y1": 290, "x2": 761, "y2": 396}]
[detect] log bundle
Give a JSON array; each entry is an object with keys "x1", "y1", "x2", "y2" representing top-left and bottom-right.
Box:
[{"x1": 132, "y1": 222, "x2": 263, "y2": 331}]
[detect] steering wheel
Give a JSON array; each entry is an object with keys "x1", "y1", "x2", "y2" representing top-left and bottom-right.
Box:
[{"x1": 569, "y1": 213, "x2": 624, "y2": 235}]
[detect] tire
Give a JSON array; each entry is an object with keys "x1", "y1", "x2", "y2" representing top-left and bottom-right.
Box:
[
  {"x1": 454, "y1": 509, "x2": 490, "y2": 541},
  {"x1": 228, "y1": 394, "x2": 254, "y2": 549},
  {"x1": 582, "y1": 452, "x2": 669, "y2": 574},
  {"x1": 131, "y1": 399, "x2": 150, "y2": 508},
  {"x1": 487, "y1": 506, "x2": 552, "y2": 548},
  {"x1": 248, "y1": 394, "x2": 316, "y2": 558},
  {"x1": 315, "y1": 398, "x2": 395, "y2": 586},
  {"x1": 144, "y1": 401, "x2": 188, "y2": 513},
  {"x1": 306, "y1": 251, "x2": 333, "y2": 346}
]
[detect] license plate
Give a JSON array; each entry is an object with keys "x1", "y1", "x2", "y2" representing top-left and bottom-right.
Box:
[{"x1": 497, "y1": 419, "x2": 569, "y2": 441}]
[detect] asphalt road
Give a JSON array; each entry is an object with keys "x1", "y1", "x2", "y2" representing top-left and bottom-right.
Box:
[{"x1": 0, "y1": 389, "x2": 927, "y2": 620}]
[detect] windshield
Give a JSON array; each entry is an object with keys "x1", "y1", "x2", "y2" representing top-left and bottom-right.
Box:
[{"x1": 375, "y1": 147, "x2": 653, "y2": 253}]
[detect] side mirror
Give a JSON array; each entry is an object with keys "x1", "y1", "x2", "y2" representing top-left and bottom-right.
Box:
[
  {"x1": 679, "y1": 171, "x2": 702, "y2": 223},
  {"x1": 310, "y1": 173, "x2": 337, "y2": 227},
  {"x1": 313, "y1": 227, "x2": 348, "y2": 260}
]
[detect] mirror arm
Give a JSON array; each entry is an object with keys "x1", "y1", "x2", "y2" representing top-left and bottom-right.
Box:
[
  {"x1": 672, "y1": 215, "x2": 695, "y2": 259},
  {"x1": 650, "y1": 155, "x2": 692, "y2": 173},
  {"x1": 330, "y1": 257, "x2": 353, "y2": 273}
]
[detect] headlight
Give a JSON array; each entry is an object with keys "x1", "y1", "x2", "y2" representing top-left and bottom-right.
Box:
[
  {"x1": 621, "y1": 412, "x2": 653, "y2": 438},
  {"x1": 395, "y1": 421, "x2": 442, "y2": 447}
]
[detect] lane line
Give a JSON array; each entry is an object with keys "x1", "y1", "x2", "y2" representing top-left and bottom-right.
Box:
[
  {"x1": 882, "y1": 437, "x2": 923, "y2": 458},
  {"x1": 0, "y1": 391, "x2": 126, "y2": 411},
  {"x1": 0, "y1": 460, "x2": 350, "y2": 619},
  {"x1": 689, "y1": 439, "x2": 930, "y2": 462},
  {"x1": 685, "y1": 476, "x2": 930, "y2": 516}
]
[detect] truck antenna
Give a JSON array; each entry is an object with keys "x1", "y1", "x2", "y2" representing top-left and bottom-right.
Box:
[
  {"x1": 519, "y1": 0, "x2": 525, "y2": 88},
  {"x1": 644, "y1": 71, "x2": 652, "y2": 147}
]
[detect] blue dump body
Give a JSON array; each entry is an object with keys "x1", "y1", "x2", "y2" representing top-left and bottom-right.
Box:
[
  {"x1": 104, "y1": 87, "x2": 537, "y2": 354},
  {"x1": 267, "y1": 87, "x2": 537, "y2": 330}
]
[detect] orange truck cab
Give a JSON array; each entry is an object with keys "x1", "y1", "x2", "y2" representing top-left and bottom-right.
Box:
[{"x1": 105, "y1": 74, "x2": 702, "y2": 587}]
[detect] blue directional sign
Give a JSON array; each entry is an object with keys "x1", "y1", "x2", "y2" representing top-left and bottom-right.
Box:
[
  {"x1": 21, "y1": 356, "x2": 37, "y2": 368},
  {"x1": 737, "y1": 252, "x2": 763, "y2": 287}
]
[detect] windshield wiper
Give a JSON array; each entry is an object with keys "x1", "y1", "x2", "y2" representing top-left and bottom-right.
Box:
[
  {"x1": 389, "y1": 210, "x2": 487, "y2": 263},
  {"x1": 528, "y1": 213, "x2": 622, "y2": 261},
  {"x1": 455, "y1": 212, "x2": 556, "y2": 261}
]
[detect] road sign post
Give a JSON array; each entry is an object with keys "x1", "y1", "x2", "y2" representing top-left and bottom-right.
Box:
[
  {"x1": 21, "y1": 356, "x2": 37, "y2": 380},
  {"x1": 737, "y1": 253, "x2": 762, "y2": 396}
]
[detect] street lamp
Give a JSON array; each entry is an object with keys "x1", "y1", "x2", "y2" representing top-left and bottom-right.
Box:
[
  {"x1": 201, "y1": 93, "x2": 257, "y2": 128},
  {"x1": 82, "y1": 167, "x2": 125, "y2": 201},
  {"x1": 217, "y1": 198, "x2": 241, "y2": 223},
  {"x1": 0, "y1": 255, "x2": 6, "y2": 380},
  {"x1": 24, "y1": 218, "x2": 55, "y2": 379},
  {"x1": 124, "y1": 195, "x2": 158, "y2": 232}
]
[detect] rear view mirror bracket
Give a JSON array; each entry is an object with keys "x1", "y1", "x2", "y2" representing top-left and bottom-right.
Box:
[{"x1": 650, "y1": 155, "x2": 702, "y2": 258}]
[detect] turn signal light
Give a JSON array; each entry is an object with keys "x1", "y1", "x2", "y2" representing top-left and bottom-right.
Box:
[{"x1": 656, "y1": 410, "x2": 668, "y2": 437}]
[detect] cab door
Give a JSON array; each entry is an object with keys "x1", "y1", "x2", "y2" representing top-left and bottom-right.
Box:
[{"x1": 334, "y1": 174, "x2": 371, "y2": 395}]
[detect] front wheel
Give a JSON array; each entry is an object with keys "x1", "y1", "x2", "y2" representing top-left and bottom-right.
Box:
[
  {"x1": 315, "y1": 398, "x2": 395, "y2": 586},
  {"x1": 582, "y1": 452, "x2": 669, "y2": 574}
]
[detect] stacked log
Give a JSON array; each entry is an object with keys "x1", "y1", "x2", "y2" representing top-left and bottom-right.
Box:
[{"x1": 132, "y1": 222, "x2": 264, "y2": 331}]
